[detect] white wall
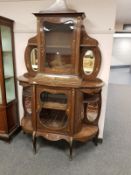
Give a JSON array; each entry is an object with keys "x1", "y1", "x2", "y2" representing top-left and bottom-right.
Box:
[
  {"x1": 0, "y1": 0, "x2": 116, "y2": 139},
  {"x1": 112, "y1": 36, "x2": 131, "y2": 66}
]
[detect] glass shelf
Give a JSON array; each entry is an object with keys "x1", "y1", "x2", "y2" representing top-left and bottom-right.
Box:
[
  {"x1": 5, "y1": 77, "x2": 15, "y2": 103},
  {"x1": 4, "y1": 75, "x2": 14, "y2": 79}
]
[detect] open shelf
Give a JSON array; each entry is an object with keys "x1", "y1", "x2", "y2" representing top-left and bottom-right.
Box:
[
  {"x1": 83, "y1": 94, "x2": 99, "y2": 103},
  {"x1": 39, "y1": 108, "x2": 68, "y2": 130},
  {"x1": 40, "y1": 92, "x2": 67, "y2": 104}
]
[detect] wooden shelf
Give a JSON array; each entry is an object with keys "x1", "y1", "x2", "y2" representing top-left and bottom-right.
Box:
[
  {"x1": 42, "y1": 102, "x2": 67, "y2": 110},
  {"x1": 74, "y1": 124, "x2": 98, "y2": 141},
  {"x1": 46, "y1": 45, "x2": 70, "y2": 49}
]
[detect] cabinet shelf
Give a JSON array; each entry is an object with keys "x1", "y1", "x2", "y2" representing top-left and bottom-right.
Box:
[
  {"x1": 42, "y1": 102, "x2": 67, "y2": 110},
  {"x1": 4, "y1": 75, "x2": 14, "y2": 79},
  {"x1": 46, "y1": 45, "x2": 70, "y2": 49},
  {"x1": 2, "y1": 50, "x2": 12, "y2": 53}
]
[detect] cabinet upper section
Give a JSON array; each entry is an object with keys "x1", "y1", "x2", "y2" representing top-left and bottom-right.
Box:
[{"x1": 24, "y1": 12, "x2": 102, "y2": 80}]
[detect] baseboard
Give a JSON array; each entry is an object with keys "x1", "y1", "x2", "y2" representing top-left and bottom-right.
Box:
[{"x1": 110, "y1": 65, "x2": 130, "y2": 69}]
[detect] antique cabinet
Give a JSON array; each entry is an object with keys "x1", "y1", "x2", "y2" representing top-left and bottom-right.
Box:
[
  {"x1": 18, "y1": 8, "x2": 104, "y2": 159},
  {"x1": 0, "y1": 16, "x2": 20, "y2": 140}
]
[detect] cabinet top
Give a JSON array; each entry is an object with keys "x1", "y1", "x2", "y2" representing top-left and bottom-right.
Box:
[{"x1": 33, "y1": 12, "x2": 86, "y2": 19}]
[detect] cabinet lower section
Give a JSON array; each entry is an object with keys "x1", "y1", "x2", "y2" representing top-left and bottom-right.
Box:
[
  {"x1": 20, "y1": 83, "x2": 102, "y2": 159},
  {"x1": 0, "y1": 101, "x2": 20, "y2": 140}
]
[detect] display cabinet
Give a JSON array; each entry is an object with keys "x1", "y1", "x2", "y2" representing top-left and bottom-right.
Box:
[
  {"x1": 18, "y1": 7, "x2": 104, "y2": 159},
  {"x1": 0, "y1": 16, "x2": 19, "y2": 140}
]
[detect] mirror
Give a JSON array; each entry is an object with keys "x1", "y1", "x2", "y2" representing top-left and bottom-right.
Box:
[
  {"x1": 83, "y1": 50, "x2": 95, "y2": 75},
  {"x1": 86, "y1": 103, "x2": 98, "y2": 122},
  {"x1": 30, "y1": 48, "x2": 38, "y2": 71}
]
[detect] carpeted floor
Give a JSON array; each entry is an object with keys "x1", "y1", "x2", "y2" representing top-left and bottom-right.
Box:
[{"x1": 0, "y1": 83, "x2": 131, "y2": 175}]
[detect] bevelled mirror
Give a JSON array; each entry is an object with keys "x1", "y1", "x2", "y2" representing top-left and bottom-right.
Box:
[
  {"x1": 86, "y1": 102, "x2": 98, "y2": 122},
  {"x1": 30, "y1": 48, "x2": 38, "y2": 71},
  {"x1": 83, "y1": 50, "x2": 95, "y2": 75},
  {"x1": 81, "y1": 47, "x2": 101, "y2": 80},
  {"x1": 24, "y1": 35, "x2": 38, "y2": 77}
]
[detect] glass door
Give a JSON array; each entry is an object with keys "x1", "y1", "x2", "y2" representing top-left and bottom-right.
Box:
[
  {"x1": 0, "y1": 25, "x2": 15, "y2": 103},
  {"x1": 41, "y1": 19, "x2": 75, "y2": 74}
]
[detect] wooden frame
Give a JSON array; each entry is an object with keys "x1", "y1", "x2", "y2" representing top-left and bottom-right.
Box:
[{"x1": 0, "y1": 16, "x2": 20, "y2": 140}]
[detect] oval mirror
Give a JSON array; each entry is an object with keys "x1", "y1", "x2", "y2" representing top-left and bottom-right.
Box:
[
  {"x1": 83, "y1": 50, "x2": 95, "y2": 75},
  {"x1": 30, "y1": 48, "x2": 38, "y2": 71}
]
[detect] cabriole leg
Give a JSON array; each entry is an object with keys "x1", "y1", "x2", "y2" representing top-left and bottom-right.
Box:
[
  {"x1": 32, "y1": 131, "x2": 37, "y2": 154},
  {"x1": 69, "y1": 137, "x2": 73, "y2": 160}
]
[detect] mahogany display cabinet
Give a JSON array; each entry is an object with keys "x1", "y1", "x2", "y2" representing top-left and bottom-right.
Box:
[
  {"x1": 0, "y1": 16, "x2": 20, "y2": 140},
  {"x1": 18, "y1": 9, "x2": 104, "y2": 159}
]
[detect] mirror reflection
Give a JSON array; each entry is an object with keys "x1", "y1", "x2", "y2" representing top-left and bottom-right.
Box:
[
  {"x1": 86, "y1": 103, "x2": 98, "y2": 122},
  {"x1": 30, "y1": 48, "x2": 38, "y2": 71},
  {"x1": 83, "y1": 50, "x2": 95, "y2": 75}
]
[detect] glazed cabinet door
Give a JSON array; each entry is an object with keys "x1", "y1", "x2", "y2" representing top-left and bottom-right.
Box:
[
  {"x1": 0, "y1": 24, "x2": 16, "y2": 104},
  {"x1": 38, "y1": 16, "x2": 77, "y2": 75},
  {"x1": 36, "y1": 86, "x2": 72, "y2": 134},
  {"x1": 0, "y1": 16, "x2": 19, "y2": 138}
]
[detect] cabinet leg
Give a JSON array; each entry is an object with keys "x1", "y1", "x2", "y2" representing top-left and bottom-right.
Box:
[
  {"x1": 32, "y1": 131, "x2": 37, "y2": 154},
  {"x1": 69, "y1": 137, "x2": 73, "y2": 160},
  {"x1": 93, "y1": 132, "x2": 98, "y2": 146}
]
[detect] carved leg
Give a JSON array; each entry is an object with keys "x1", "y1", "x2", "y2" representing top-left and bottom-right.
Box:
[
  {"x1": 32, "y1": 131, "x2": 37, "y2": 154},
  {"x1": 69, "y1": 137, "x2": 73, "y2": 160}
]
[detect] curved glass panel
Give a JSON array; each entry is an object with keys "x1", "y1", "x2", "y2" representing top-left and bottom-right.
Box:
[
  {"x1": 83, "y1": 50, "x2": 95, "y2": 75},
  {"x1": 39, "y1": 91, "x2": 68, "y2": 129},
  {"x1": 30, "y1": 48, "x2": 38, "y2": 71},
  {"x1": 39, "y1": 108, "x2": 68, "y2": 129},
  {"x1": 23, "y1": 86, "x2": 32, "y2": 115}
]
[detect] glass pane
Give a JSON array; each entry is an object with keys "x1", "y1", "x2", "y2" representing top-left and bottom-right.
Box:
[
  {"x1": 3, "y1": 52, "x2": 14, "y2": 78},
  {"x1": 39, "y1": 108, "x2": 68, "y2": 129},
  {"x1": 5, "y1": 78, "x2": 15, "y2": 103},
  {"x1": 43, "y1": 20, "x2": 74, "y2": 70},
  {"x1": 0, "y1": 84, "x2": 2, "y2": 104},
  {"x1": 0, "y1": 25, "x2": 12, "y2": 51},
  {"x1": 0, "y1": 25, "x2": 14, "y2": 78},
  {"x1": 40, "y1": 92, "x2": 67, "y2": 104},
  {"x1": 39, "y1": 91, "x2": 68, "y2": 129}
]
